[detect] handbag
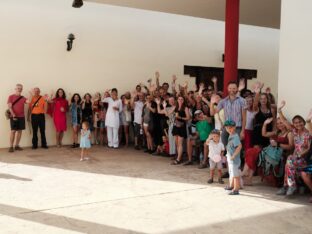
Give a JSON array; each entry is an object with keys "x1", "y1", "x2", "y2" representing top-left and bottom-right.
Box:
[{"x1": 5, "y1": 96, "x2": 24, "y2": 120}]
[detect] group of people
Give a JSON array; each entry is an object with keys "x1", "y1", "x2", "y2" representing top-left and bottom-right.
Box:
[{"x1": 6, "y1": 72, "x2": 312, "y2": 201}]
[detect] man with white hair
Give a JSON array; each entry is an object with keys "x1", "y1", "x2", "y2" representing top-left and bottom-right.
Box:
[{"x1": 7, "y1": 84, "x2": 29, "y2": 152}]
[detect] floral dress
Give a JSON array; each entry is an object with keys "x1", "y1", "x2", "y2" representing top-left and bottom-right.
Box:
[{"x1": 284, "y1": 128, "x2": 310, "y2": 188}]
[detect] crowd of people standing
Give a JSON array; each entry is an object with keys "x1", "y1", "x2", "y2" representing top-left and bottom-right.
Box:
[{"x1": 6, "y1": 72, "x2": 312, "y2": 200}]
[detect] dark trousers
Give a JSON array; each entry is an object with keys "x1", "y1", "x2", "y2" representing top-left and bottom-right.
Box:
[{"x1": 31, "y1": 114, "x2": 47, "y2": 147}]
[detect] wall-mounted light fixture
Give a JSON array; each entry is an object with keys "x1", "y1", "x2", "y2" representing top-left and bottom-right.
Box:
[
  {"x1": 72, "y1": 0, "x2": 83, "y2": 8},
  {"x1": 67, "y1": 34, "x2": 75, "y2": 51}
]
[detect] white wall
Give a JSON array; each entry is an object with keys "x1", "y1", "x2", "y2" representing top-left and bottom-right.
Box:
[
  {"x1": 278, "y1": 0, "x2": 312, "y2": 119},
  {"x1": 0, "y1": 0, "x2": 280, "y2": 148}
]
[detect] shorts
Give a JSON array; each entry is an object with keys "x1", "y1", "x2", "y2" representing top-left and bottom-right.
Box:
[
  {"x1": 209, "y1": 159, "x2": 223, "y2": 170},
  {"x1": 134, "y1": 122, "x2": 141, "y2": 137},
  {"x1": 228, "y1": 163, "x2": 240, "y2": 177},
  {"x1": 10, "y1": 117, "x2": 25, "y2": 131},
  {"x1": 143, "y1": 123, "x2": 149, "y2": 127},
  {"x1": 99, "y1": 121, "x2": 105, "y2": 129}
]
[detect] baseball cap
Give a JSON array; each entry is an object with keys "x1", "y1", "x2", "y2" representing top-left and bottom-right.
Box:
[
  {"x1": 194, "y1": 110, "x2": 203, "y2": 115},
  {"x1": 224, "y1": 120, "x2": 236, "y2": 127}
]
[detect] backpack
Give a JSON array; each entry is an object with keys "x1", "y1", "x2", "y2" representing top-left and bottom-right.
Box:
[{"x1": 257, "y1": 145, "x2": 284, "y2": 178}]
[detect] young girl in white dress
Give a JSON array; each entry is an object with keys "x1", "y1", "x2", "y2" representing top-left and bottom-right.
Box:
[{"x1": 80, "y1": 121, "x2": 91, "y2": 161}]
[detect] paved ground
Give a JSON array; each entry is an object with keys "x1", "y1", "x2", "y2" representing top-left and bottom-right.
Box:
[{"x1": 0, "y1": 146, "x2": 311, "y2": 234}]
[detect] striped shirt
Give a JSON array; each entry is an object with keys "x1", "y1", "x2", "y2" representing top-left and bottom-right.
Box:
[{"x1": 217, "y1": 96, "x2": 247, "y2": 127}]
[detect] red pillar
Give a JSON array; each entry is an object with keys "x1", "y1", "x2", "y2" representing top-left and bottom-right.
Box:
[{"x1": 223, "y1": 0, "x2": 240, "y2": 95}]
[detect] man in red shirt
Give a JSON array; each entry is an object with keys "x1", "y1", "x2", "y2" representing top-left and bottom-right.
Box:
[{"x1": 7, "y1": 84, "x2": 29, "y2": 152}]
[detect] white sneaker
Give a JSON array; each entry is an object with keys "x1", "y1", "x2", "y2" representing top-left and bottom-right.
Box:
[
  {"x1": 286, "y1": 187, "x2": 297, "y2": 196},
  {"x1": 276, "y1": 187, "x2": 287, "y2": 195}
]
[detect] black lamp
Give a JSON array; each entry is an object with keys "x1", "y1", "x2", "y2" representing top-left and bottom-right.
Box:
[
  {"x1": 72, "y1": 0, "x2": 83, "y2": 8},
  {"x1": 67, "y1": 34, "x2": 75, "y2": 51}
]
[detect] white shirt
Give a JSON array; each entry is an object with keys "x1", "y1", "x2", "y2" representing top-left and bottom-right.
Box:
[
  {"x1": 134, "y1": 101, "x2": 144, "y2": 124},
  {"x1": 208, "y1": 140, "x2": 225, "y2": 159},
  {"x1": 102, "y1": 97, "x2": 122, "y2": 128}
]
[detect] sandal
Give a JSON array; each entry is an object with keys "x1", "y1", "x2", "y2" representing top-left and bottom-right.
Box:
[
  {"x1": 183, "y1": 161, "x2": 193, "y2": 166},
  {"x1": 171, "y1": 160, "x2": 182, "y2": 165},
  {"x1": 228, "y1": 190, "x2": 240, "y2": 195},
  {"x1": 224, "y1": 185, "x2": 234, "y2": 191}
]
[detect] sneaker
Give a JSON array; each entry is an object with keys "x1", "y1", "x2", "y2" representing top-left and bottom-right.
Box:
[
  {"x1": 71, "y1": 144, "x2": 76, "y2": 148},
  {"x1": 218, "y1": 178, "x2": 225, "y2": 184},
  {"x1": 80, "y1": 158, "x2": 84, "y2": 161},
  {"x1": 32, "y1": 146, "x2": 38, "y2": 150},
  {"x1": 276, "y1": 187, "x2": 287, "y2": 195},
  {"x1": 8, "y1": 147, "x2": 14, "y2": 153},
  {"x1": 198, "y1": 163, "x2": 208, "y2": 169},
  {"x1": 207, "y1": 178, "x2": 213, "y2": 184},
  {"x1": 228, "y1": 190, "x2": 240, "y2": 195},
  {"x1": 286, "y1": 187, "x2": 297, "y2": 196},
  {"x1": 14, "y1": 146, "x2": 23, "y2": 151}
]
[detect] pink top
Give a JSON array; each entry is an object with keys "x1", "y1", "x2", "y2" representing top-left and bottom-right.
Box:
[{"x1": 7, "y1": 95, "x2": 27, "y2": 117}]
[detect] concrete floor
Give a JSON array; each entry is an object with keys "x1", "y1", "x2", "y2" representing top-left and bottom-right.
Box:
[{"x1": 0, "y1": 146, "x2": 311, "y2": 234}]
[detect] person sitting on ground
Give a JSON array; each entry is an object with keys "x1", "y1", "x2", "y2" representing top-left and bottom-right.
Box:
[
  {"x1": 277, "y1": 101, "x2": 311, "y2": 197},
  {"x1": 242, "y1": 82, "x2": 275, "y2": 185},
  {"x1": 299, "y1": 109, "x2": 312, "y2": 203},
  {"x1": 206, "y1": 129, "x2": 225, "y2": 184}
]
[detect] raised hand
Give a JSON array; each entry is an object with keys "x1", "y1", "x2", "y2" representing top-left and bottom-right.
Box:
[
  {"x1": 238, "y1": 78, "x2": 245, "y2": 92},
  {"x1": 149, "y1": 84, "x2": 157, "y2": 92},
  {"x1": 163, "y1": 101, "x2": 167, "y2": 108},
  {"x1": 155, "y1": 98, "x2": 161, "y2": 105},
  {"x1": 172, "y1": 75, "x2": 177, "y2": 82},
  {"x1": 253, "y1": 82, "x2": 263, "y2": 93},
  {"x1": 307, "y1": 109, "x2": 312, "y2": 121},
  {"x1": 211, "y1": 76, "x2": 218, "y2": 84},
  {"x1": 155, "y1": 71, "x2": 160, "y2": 79},
  {"x1": 264, "y1": 117, "x2": 274, "y2": 125},
  {"x1": 183, "y1": 81, "x2": 188, "y2": 88},
  {"x1": 210, "y1": 94, "x2": 219, "y2": 104},
  {"x1": 278, "y1": 100, "x2": 286, "y2": 112}
]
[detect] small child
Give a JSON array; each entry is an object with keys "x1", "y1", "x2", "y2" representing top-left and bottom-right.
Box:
[
  {"x1": 80, "y1": 121, "x2": 92, "y2": 161},
  {"x1": 224, "y1": 120, "x2": 243, "y2": 195},
  {"x1": 206, "y1": 129, "x2": 225, "y2": 184}
]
